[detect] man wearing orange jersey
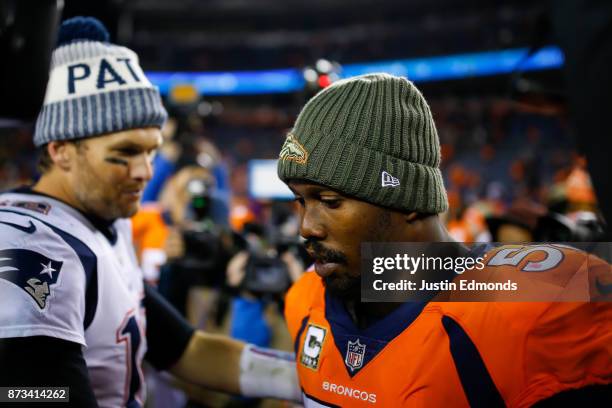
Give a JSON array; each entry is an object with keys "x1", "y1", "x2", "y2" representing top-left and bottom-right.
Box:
[{"x1": 277, "y1": 73, "x2": 611, "y2": 407}]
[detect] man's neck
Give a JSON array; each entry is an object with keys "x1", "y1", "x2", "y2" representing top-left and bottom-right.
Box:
[
  {"x1": 334, "y1": 216, "x2": 461, "y2": 328},
  {"x1": 32, "y1": 172, "x2": 83, "y2": 213},
  {"x1": 31, "y1": 174, "x2": 118, "y2": 242},
  {"x1": 343, "y1": 229, "x2": 468, "y2": 329}
]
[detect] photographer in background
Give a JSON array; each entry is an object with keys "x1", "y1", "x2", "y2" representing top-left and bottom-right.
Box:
[
  {"x1": 486, "y1": 199, "x2": 607, "y2": 244},
  {"x1": 154, "y1": 163, "x2": 239, "y2": 317},
  {"x1": 227, "y1": 209, "x2": 304, "y2": 346}
]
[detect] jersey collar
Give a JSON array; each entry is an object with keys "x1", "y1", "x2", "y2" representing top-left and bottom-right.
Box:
[
  {"x1": 9, "y1": 186, "x2": 118, "y2": 244},
  {"x1": 324, "y1": 289, "x2": 428, "y2": 377}
]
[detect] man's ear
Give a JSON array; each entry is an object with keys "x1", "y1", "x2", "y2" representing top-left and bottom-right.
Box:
[
  {"x1": 404, "y1": 212, "x2": 420, "y2": 224},
  {"x1": 46, "y1": 141, "x2": 74, "y2": 171}
]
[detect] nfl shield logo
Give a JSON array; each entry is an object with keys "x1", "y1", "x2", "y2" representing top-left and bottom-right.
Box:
[{"x1": 345, "y1": 339, "x2": 366, "y2": 371}]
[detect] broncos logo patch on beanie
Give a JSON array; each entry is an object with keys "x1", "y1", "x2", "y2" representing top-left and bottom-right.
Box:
[{"x1": 279, "y1": 133, "x2": 309, "y2": 165}]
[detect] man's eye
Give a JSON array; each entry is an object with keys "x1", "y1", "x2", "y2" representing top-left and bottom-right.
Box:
[
  {"x1": 117, "y1": 148, "x2": 140, "y2": 156},
  {"x1": 293, "y1": 197, "x2": 305, "y2": 206},
  {"x1": 321, "y1": 198, "x2": 340, "y2": 209}
]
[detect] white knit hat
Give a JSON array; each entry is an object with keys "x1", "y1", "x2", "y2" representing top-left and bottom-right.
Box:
[{"x1": 33, "y1": 16, "x2": 167, "y2": 147}]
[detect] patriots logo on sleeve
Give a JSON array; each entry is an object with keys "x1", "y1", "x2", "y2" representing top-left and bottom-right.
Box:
[{"x1": 0, "y1": 249, "x2": 63, "y2": 309}]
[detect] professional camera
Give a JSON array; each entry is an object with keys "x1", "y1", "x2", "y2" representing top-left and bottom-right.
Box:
[
  {"x1": 239, "y1": 222, "x2": 302, "y2": 297},
  {"x1": 535, "y1": 211, "x2": 606, "y2": 242},
  {"x1": 243, "y1": 254, "x2": 291, "y2": 296},
  {"x1": 171, "y1": 177, "x2": 235, "y2": 287},
  {"x1": 186, "y1": 178, "x2": 212, "y2": 222}
]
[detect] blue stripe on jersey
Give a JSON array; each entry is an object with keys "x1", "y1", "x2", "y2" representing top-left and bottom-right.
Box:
[
  {"x1": 0, "y1": 209, "x2": 98, "y2": 329},
  {"x1": 442, "y1": 315, "x2": 505, "y2": 408},
  {"x1": 294, "y1": 315, "x2": 310, "y2": 355},
  {"x1": 50, "y1": 226, "x2": 98, "y2": 329}
]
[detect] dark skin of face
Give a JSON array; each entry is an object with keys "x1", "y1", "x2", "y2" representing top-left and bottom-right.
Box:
[{"x1": 289, "y1": 180, "x2": 454, "y2": 327}]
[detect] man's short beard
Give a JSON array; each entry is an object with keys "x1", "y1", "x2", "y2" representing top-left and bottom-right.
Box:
[
  {"x1": 76, "y1": 189, "x2": 134, "y2": 220},
  {"x1": 324, "y1": 274, "x2": 361, "y2": 301}
]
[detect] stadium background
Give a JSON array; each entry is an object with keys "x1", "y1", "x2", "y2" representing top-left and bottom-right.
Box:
[
  {"x1": 0, "y1": 1, "x2": 606, "y2": 406},
  {"x1": 1, "y1": 0, "x2": 598, "y2": 240}
]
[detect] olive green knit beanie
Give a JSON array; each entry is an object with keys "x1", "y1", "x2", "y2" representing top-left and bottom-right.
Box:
[{"x1": 277, "y1": 73, "x2": 448, "y2": 213}]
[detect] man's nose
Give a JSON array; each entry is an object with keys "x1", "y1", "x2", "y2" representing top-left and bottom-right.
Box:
[
  {"x1": 130, "y1": 154, "x2": 154, "y2": 182},
  {"x1": 300, "y1": 207, "x2": 326, "y2": 240}
]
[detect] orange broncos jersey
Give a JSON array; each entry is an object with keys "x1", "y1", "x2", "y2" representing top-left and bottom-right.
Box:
[
  {"x1": 285, "y1": 244, "x2": 612, "y2": 407},
  {"x1": 131, "y1": 204, "x2": 169, "y2": 283}
]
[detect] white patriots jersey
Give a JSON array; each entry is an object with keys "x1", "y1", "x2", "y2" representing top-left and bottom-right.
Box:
[{"x1": 0, "y1": 192, "x2": 147, "y2": 408}]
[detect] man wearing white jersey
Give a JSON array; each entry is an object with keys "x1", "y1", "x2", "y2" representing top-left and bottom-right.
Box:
[{"x1": 0, "y1": 17, "x2": 299, "y2": 407}]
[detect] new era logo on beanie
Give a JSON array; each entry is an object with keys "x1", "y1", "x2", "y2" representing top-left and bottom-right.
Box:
[
  {"x1": 381, "y1": 171, "x2": 400, "y2": 188},
  {"x1": 34, "y1": 17, "x2": 167, "y2": 147},
  {"x1": 277, "y1": 73, "x2": 448, "y2": 214}
]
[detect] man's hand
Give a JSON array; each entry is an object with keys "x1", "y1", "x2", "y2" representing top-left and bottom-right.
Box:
[
  {"x1": 169, "y1": 331, "x2": 301, "y2": 401},
  {"x1": 170, "y1": 331, "x2": 243, "y2": 394},
  {"x1": 164, "y1": 227, "x2": 185, "y2": 260},
  {"x1": 226, "y1": 250, "x2": 249, "y2": 287},
  {"x1": 282, "y1": 251, "x2": 304, "y2": 283}
]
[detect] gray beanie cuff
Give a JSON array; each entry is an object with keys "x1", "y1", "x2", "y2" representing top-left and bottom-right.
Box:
[{"x1": 34, "y1": 87, "x2": 166, "y2": 146}]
